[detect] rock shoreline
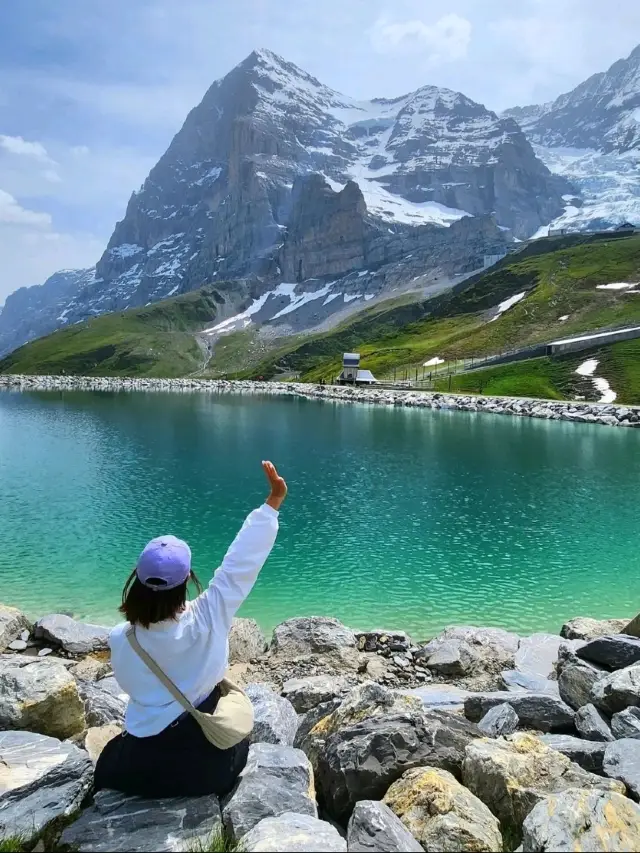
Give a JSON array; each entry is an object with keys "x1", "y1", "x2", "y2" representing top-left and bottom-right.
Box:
[
  {"x1": 1, "y1": 374, "x2": 639, "y2": 428},
  {"x1": 3, "y1": 606, "x2": 640, "y2": 851}
]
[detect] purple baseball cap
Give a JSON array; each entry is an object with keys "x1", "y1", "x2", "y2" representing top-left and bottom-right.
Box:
[{"x1": 136, "y1": 535, "x2": 192, "y2": 591}]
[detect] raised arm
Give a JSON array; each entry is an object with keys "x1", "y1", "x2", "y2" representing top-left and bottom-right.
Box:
[{"x1": 191, "y1": 462, "x2": 287, "y2": 632}]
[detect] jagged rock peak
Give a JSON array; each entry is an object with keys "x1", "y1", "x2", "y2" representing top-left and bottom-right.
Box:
[{"x1": 503, "y1": 42, "x2": 640, "y2": 152}]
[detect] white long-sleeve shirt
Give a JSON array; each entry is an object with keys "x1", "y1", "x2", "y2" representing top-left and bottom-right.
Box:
[{"x1": 109, "y1": 504, "x2": 279, "y2": 737}]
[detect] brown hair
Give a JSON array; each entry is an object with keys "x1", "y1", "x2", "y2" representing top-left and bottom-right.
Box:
[{"x1": 120, "y1": 570, "x2": 204, "y2": 629}]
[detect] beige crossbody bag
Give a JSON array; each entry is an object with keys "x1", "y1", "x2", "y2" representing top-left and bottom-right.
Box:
[{"x1": 126, "y1": 626, "x2": 254, "y2": 750}]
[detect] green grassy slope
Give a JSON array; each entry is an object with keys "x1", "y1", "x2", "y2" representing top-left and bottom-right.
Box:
[
  {"x1": 0, "y1": 287, "x2": 227, "y2": 377},
  {"x1": 433, "y1": 337, "x2": 640, "y2": 405},
  {"x1": 2, "y1": 233, "x2": 640, "y2": 401},
  {"x1": 245, "y1": 233, "x2": 640, "y2": 388}
]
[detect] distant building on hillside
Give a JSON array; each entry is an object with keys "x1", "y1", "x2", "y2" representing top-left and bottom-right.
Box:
[
  {"x1": 337, "y1": 353, "x2": 377, "y2": 385},
  {"x1": 548, "y1": 227, "x2": 568, "y2": 237}
]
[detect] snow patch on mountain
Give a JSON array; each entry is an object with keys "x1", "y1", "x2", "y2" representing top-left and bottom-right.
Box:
[
  {"x1": 271, "y1": 281, "x2": 336, "y2": 319},
  {"x1": 490, "y1": 291, "x2": 526, "y2": 321},
  {"x1": 109, "y1": 244, "x2": 143, "y2": 259},
  {"x1": 575, "y1": 358, "x2": 617, "y2": 403}
]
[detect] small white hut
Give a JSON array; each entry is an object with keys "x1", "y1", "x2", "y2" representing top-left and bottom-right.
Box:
[{"x1": 337, "y1": 353, "x2": 377, "y2": 385}]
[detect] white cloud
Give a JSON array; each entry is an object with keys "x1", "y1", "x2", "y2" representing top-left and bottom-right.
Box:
[
  {"x1": 0, "y1": 134, "x2": 52, "y2": 162},
  {"x1": 0, "y1": 189, "x2": 51, "y2": 227},
  {"x1": 488, "y1": 0, "x2": 640, "y2": 105},
  {"x1": 0, "y1": 227, "x2": 102, "y2": 301},
  {"x1": 0, "y1": 140, "x2": 152, "y2": 300},
  {"x1": 369, "y1": 13, "x2": 472, "y2": 62}
]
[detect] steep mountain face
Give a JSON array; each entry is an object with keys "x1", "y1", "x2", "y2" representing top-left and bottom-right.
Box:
[
  {"x1": 504, "y1": 44, "x2": 640, "y2": 234},
  {"x1": 0, "y1": 49, "x2": 569, "y2": 358},
  {"x1": 505, "y1": 45, "x2": 640, "y2": 152},
  {"x1": 0, "y1": 268, "x2": 96, "y2": 357},
  {"x1": 93, "y1": 49, "x2": 561, "y2": 305}
]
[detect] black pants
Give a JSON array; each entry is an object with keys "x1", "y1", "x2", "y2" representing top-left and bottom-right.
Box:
[{"x1": 94, "y1": 686, "x2": 250, "y2": 798}]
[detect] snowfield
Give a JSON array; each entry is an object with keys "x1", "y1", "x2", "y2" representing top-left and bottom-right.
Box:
[
  {"x1": 532, "y1": 145, "x2": 640, "y2": 234},
  {"x1": 575, "y1": 358, "x2": 617, "y2": 403},
  {"x1": 490, "y1": 292, "x2": 526, "y2": 321}
]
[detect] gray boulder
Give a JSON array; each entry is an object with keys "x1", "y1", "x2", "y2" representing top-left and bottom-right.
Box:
[
  {"x1": 60, "y1": 789, "x2": 222, "y2": 852},
  {"x1": 539, "y1": 734, "x2": 606, "y2": 773},
  {"x1": 578, "y1": 635, "x2": 640, "y2": 670},
  {"x1": 612, "y1": 706, "x2": 640, "y2": 739},
  {"x1": 464, "y1": 691, "x2": 575, "y2": 733},
  {"x1": 462, "y1": 733, "x2": 625, "y2": 841},
  {"x1": 0, "y1": 603, "x2": 31, "y2": 652},
  {"x1": 561, "y1": 617, "x2": 629, "y2": 641},
  {"x1": 78, "y1": 679, "x2": 127, "y2": 727},
  {"x1": 501, "y1": 669, "x2": 559, "y2": 695},
  {"x1": 418, "y1": 626, "x2": 519, "y2": 684},
  {"x1": 69, "y1": 656, "x2": 111, "y2": 682},
  {"x1": 347, "y1": 801, "x2": 422, "y2": 852},
  {"x1": 240, "y1": 813, "x2": 346, "y2": 852},
  {"x1": 281, "y1": 674, "x2": 350, "y2": 713},
  {"x1": 555, "y1": 641, "x2": 584, "y2": 670},
  {"x1": 400, "y1": 684, "x2": 472, "y2": 712},
  {"x1": 420, "y1": 640, "x2": 463, "y2": 675},
  {"x1": 515, "y1": 633, "x2": 563, "y2": 680},
  {"x1": 294, "y1": 697, "x2": 343, "y2": 751},
  {"x1": 315, "y1": 709, "x2": 481, "y2": 822},
  {"x1": 229, "y1": 617, "x2": 266, "y2": 663},
  {"x1": 575, "y1": 703, "x2": 614, "y2": 741},
  {"x1": 222, "y1": 743, "x2": 316, "y2": 842},
  {"x1": 603, "y1": 738, "x2": 640, "y2": 798},
  {"x1": 384, "y1": 766, "x2": 502, "y2": 852},
  {"x1": 245, "y1": 683, "x2": 298, "y2": 746},
  {"x1": 558, "y1": 660, "x2": 605, "y2": 710},
  {"x1": 35, "y1": 613, "x2": 109, "y2": 655},
  {"x1": 522, "y1": 789, "x2": 640, "y2": 852},
  {"x1": 478, "y1": 702, "x2": 519, "y2": 737},
  {"x1": 295, "y1": 682, "x2": 422, "y2": 771},
  {"x1": 591, "y1": 663, "x2": 640, "y2": 715},
  {"x1": 0, "y1": 730, "x2": 92, "y2": 846},
  {"x1": 0, "y1": 655, "x2": 86, "y2": 738},
  {"x1": 271, "y1": 616, "x2": 356, "y2": 658}
]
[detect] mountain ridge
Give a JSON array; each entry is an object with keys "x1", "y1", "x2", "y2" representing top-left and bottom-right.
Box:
[
  {"x1": 1, "y1": 48, "x2": 566, "y2": 357},
  {"x1": 502, "y1": 43, "x2": 640, "y2": 236},
  {"x1": 2, "y1": 44, "x2": 639, "y2": 362}
]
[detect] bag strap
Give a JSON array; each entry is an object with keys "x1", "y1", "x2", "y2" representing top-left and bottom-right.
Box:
[{"x1": 126, "y1": 625, "x2": 198, "y2": 716}]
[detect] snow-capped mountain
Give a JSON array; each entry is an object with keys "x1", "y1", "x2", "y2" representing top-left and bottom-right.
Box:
[
  {"x1": 504, "y1": 44, "x2": 640, "y2": 234},
  {"x1": 0, "y1": 48, "x2": 576, "y2": 357},
  {"x1": 0, "y1": 268, "x2": 96, "y2": 357}
]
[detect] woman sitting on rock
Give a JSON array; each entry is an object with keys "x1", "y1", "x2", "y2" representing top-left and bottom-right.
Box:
[{"x1": 95, "y1": 461, "x2": 287, "y2": 798}]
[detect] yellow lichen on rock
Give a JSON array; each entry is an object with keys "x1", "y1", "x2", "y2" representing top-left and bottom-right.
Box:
[
  {"x1": 523, "y1": 789, "x2": 640, "y2": 851},
  {"x1": 309, "y1": 682, "x2": 420, "y2": 739},
  {"x1": 384, "y1": 766, "x2": 503, "y2": 852}
]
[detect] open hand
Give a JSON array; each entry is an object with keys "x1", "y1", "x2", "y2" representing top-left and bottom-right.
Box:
[{"x1": 263, "y1": 461, "x2": 287, "y2": 511}]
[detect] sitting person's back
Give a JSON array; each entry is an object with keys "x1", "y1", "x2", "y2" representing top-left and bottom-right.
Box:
[{"x1": 95, "y1": 461, "x2": 286, "y2": 798}]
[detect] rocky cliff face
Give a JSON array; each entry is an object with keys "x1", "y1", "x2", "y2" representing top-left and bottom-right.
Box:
[
  {"x1": 504, "y1": 45, "x2": 640, "y2": 153},
  {"x1": 503, "y1": 43, "x2": 640, "y2": 234},
  {"x1": 0, "y1": 268, "x2": 96, "y2": 357},
  {"x1": 0, "y1": 49, "x2": 572, "y2": 357}
]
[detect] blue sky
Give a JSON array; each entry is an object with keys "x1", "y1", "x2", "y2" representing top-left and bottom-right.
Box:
[{"x1": 1, "y1": 0, "x2": 639, "y2": 302}]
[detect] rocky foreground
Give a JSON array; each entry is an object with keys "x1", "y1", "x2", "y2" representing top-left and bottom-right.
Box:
[
  {"x1": 2, "y1": 375, "x2": 640, "y2": 429},
  {"x1": 3, "y1": 606, "x2": 640, "y2": 851}
]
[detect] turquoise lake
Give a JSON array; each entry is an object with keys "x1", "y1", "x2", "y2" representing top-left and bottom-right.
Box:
[{"x1": 0, "y1": 389, "x2": 638, "y2": 639}]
